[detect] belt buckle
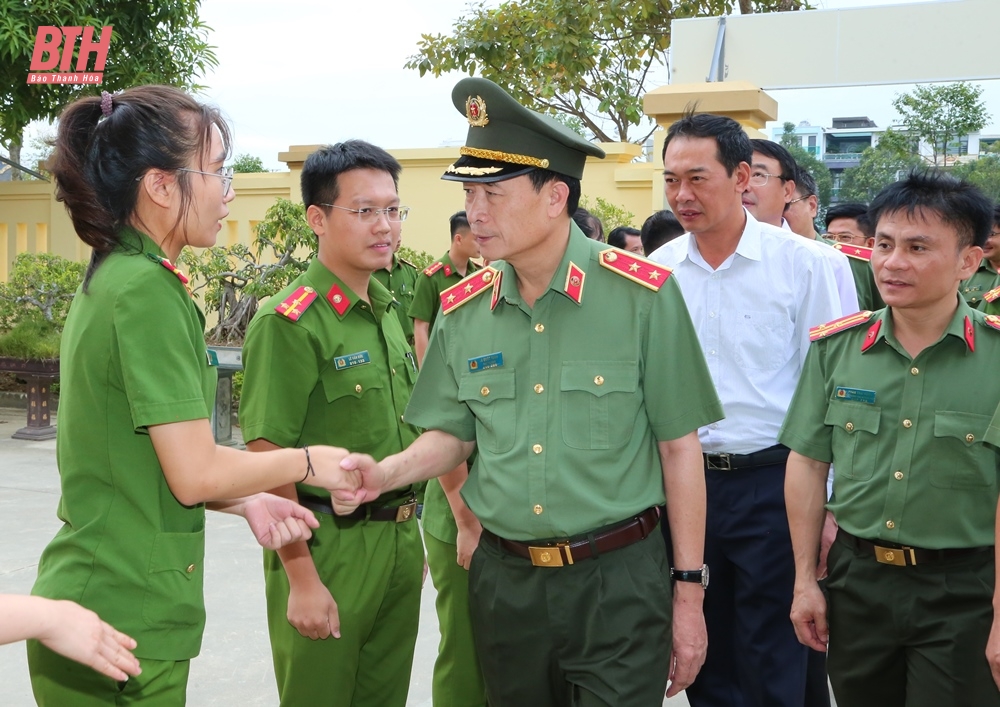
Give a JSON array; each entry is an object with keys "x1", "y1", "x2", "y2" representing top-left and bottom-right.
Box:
[
  {"x1": 707, "y1": 453, "x2": 732, "y2": 471},
  {"x1": 394, "y1": 502, "x2": 417, "y2": 523},
  {"x1": 874, "y1": 545, "x2": 915, "y2": 566},
  {"x1": 528, "y1": 542, "x2": 573, "y2": 567}
]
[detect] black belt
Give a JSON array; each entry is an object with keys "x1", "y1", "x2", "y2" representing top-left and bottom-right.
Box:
[
  {"x1": 837, "y1": 528, "x2": 993, "y2": 567},
  {"x1": 704, "y1": 444, "x2": 790, "y2": 471},
  {"x1": 480, "y1": 506, "x2": 661, "y2": 568},
  {"x1": 298, "y1": 494, "x2": 417, "y2": 523}
]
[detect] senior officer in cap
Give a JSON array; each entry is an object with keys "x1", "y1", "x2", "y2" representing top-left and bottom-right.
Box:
[
  {"x1": 337, "y1": 77, "x2": 724, "y2": 706},
  {"x1": 782, "y1": 171, "x2": 1000, "y2": 706}
]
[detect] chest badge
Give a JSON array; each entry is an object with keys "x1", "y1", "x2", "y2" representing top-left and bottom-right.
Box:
[
  {"x1": 835, "y1": 387, "x2": 876, "y2": 405},
  {"x1": 334, "y1": 350, "x2": 372, "y2": 370},
  {"x1": 468, "y1": 352, "x2": 504, "y2": 372}
]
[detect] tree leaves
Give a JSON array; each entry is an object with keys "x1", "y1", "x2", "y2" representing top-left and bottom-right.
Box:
[{"x1": 891, "y1": 82, "x2": 990, "y2": 167}]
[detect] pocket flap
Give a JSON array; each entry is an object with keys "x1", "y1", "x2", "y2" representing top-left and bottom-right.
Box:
[
  {"x1": 934, "y1": 411, "x2": 991, "y2": 445},
  {"x1": 458, "y1": 370, "x2": 516, "y2": 403},
  {"x1": 148, "y1": 530, "x2": 205, "y2": 581},
  {"x1": 824, "y1": 401, "x2": 881, "y2": 434},
  {"x1": 560, "y1": 361, "x2": 637, "y2": 398},
  {"x1": 322, "y1": 364, "x2": 384, "y2": 403}
]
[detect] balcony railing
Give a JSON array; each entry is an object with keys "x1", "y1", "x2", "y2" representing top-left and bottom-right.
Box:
[{"x1": 824, "y1": 152, "x2": 864, "y2": 162}]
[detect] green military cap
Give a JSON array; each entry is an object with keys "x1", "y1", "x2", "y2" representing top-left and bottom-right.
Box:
[{"x1": 442, "y1": 77, "x2": 605, "y2": 183}]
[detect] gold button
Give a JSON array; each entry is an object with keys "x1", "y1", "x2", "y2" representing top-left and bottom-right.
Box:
[
  {"x1": 481, "y1": 386, "x2": 490, "y2": 396},
  {"x1": 902, "y1": 419, "x2": 912, "y2": 428},
  {"x1": 533, "y1": 504, "x2": 543, "y2": 515},
  {"x1": 886, "y1": 520, "x2": 895, "y2": 529},
  {"x1": 186, "y1": 564, "x2": 196, "y2": 574},
  {"x1": 534, "y1": 384, "x2": 544, "y2": 394},
  {"x1": 845, "y1": 422, "x2": 854, "y2": 432},
  {"x1": 400, "y1": 415, "x2": 405, "y2": 423},
  {"x1": 884, "y1": 551, "x2": 895, "y2": 562},
  {"x1": 594, "y1": 375, "x2": 605, "y2": 386},
  {"x1": 391, "y1": 368, "x2": 396, "y2": 376},
  {"x1": 534, "y1": 323, "x2": 544, "y2": 333},
  {"x1": 894, "y1": 471, "x2": 904, "y2": 480},
  {"x1": 910, "y1": 367, "x2": 919, "y2": 375},
  {"x1": 966, "y1": 433, "x2": 975, "y2": 443},
  {"x1": 355, "y1": 384, "x2": 362, "y2": 393},
  {"x1": 532, "y1": 444, "x2": 543, "y2": 454}
]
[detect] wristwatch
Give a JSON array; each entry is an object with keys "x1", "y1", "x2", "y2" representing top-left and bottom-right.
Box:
[{"x1": 671, "y1": 564, "x2": 709, "y2": 589}]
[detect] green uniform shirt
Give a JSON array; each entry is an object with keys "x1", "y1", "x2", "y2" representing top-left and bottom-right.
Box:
[
  {"x1": 404, "y1": 225, "x2": 723, "y2": 541},
  {"x1": 822, "y1": 237, "x2": 883, "y2": 313},
  {"x1": 960, "y1": 259, "x2": 1000, "y2": 310},
  {"x1": 372, "y1": 254, "x2": 419, "y2": 345},
  {"x1": 408, "y1": 251, "x2": 480, "y2": 331},
  {"x1": 33, "y1": 229, "x2": 216, "y2": 661},
  {"x1": 780, "y1": 300, "x2": 1000, "y2": 549},
  {"x1": 239, "y1": 258, "x2": 420, "y2": 499}
]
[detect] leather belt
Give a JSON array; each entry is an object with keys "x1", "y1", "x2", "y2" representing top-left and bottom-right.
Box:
[
  {"x1": 837, "y1": 528, "x2": 993, "y2": 567},
  {"x1": 704, "y1": 444, "x2": 790, "y2": 471},
  {"x1": 481, "y1": 506, "x2": 661, "y2": 568},
  {"x1": 298, "y1": 494, "x2": 417, "y2": 523}
]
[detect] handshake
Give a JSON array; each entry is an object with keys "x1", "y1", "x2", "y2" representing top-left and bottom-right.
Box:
[{"x1": 307, "y1": 447, "x2": 391, "y2": 515}]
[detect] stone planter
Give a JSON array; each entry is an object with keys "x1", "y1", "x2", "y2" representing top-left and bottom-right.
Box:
[
  {"x1": 0, "y1": 357, "x2": 59, "y2": 441},
  {"x1": 206, "y1": 346, "x2": 243, "y2": 447}
]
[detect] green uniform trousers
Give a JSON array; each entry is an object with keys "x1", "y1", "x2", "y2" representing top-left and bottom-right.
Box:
[
  {"x1": 423, "y1": 529, "x2": 488, "y2": 707},
  {"x1": 469, "y1": 526, "x2": 673, "y2": 707},
  {"x1": 264, "y1": 511, "x2": 424, "y2": 707},
  {"x1": 826, "y1": 535, "x2": 1000, "y2": 707},
  {"x1": 28, "y1": 641, "x2": 189, "y2": 706}
]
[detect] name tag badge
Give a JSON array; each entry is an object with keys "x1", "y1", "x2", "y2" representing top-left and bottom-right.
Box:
[
  {"x1": 835, "y1": 387, "x2": 876, "y2": 405},
  {"x1": 468, "y1": 352, "x2": 504, "y2": 372},
  {"x1": 206, "y1": 349, "x2": 219, "y2": 367},
  {"x1": 334, "y1": 350, "x2": 372, "y2": 370}
]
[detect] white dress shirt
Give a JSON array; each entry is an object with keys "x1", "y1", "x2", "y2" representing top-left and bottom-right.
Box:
[
  {"x1": 650, "y1": 210, "x2": 842, "y2": 454},
  {"x1": 781, "y1": 218, "x2": 860, "y2": 315}
]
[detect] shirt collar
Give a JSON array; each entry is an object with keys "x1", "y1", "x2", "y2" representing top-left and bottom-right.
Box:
[
  {"x1": 494, "y1": 222, "x2": 593, "y2": 309},
  {"x1": 304, "y1": 259, "x2": 393, "y2": 320},
  {"x1": 118, "y1": 227, "x2": 167, "y2": 259},
  {"x1": 867, "y1": 296, "x2": 977, "y2": 355},
  {"x1": 687, "y1": 208, "x2": 761, "y2": 266}
]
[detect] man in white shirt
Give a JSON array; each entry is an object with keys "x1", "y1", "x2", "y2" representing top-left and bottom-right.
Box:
[{"x1": 650, "y1": 113, "x2": 842, "y2": 707}]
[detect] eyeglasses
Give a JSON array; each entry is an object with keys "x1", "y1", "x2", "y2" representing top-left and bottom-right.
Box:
[
  {"x1": 177, "y1": 167, "x2": 234, "y2": 194},
  {"x1": 748, "y1": 171, "x2": 787, "y2": 187},
  {"x1": 320, "y1": 204, "x2": 410, "y2": 223},
  {"x1": 822, "y1": 232, "x2": 867, "y2": 244},
  {"x1": 785, "y1": 195, "x2": 812, "y2": 208}
]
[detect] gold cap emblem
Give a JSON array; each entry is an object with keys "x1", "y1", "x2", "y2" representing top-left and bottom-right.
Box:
[{"x1": 466, "y1": 95, "x2": 489, "y2": 127}]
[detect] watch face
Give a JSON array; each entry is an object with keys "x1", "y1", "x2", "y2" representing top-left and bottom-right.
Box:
[{"x1": 702, "y1": 563, "x2": 710, "y2": 589}]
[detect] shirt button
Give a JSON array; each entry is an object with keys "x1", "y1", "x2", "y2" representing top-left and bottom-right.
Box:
[
  {"x1": 709, "y1": 349, "x2": 716, "y2": 355},
  {"x1": 400, "y1": 415, "x2": 405, "y2": 423},
  {"x1": 910, "y1": 367, "x2": 919, "y2": 375},
  {"x1": 845, "y1": 422, "x2": 854, "y2": 432},
  {"x1": 902, "y1": 419, "x2": 912, "y2": 428},
  {"x1": 355, "y1": 384, "x2": 363, "y2": 393},
  {"x1": 480, "y1": 386, "x2": 490, "y2": 397},
  {"x1": 534, "y1": 384, "x2": 544, "y2": 394},
  {"x1": 534, "y1": 323, "x2": 545, "y2": 333},
  {"x1": 594, "y1": 375, "x2": 604, "y2": 386},
  {"x1": 894, "y1": 471, "x2": 904, "y2": 480},
  {"x1": 391, "y1": 368, "x2": 396, "y2": 376},
  {"x1": 533, "y1": 504, "x2": 543, "y2": 515},
  {"x1": 186, "y1": 564, "x2": 196, "y2": 573},
  {"x1": 966, "y1": 434, "x2": 975, "y2": 443},
  {"x1": 886, "y1": 520, "x2": 895, "y2": 529},
  {"x1": 709, "y1": 311, "x2": 716, "y2": 318},
  {"x1": 532, "y1": 444, "x2": 543, "y2": 454}
]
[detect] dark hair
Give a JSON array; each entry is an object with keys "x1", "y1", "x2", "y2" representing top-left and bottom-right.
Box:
[
  {"x1": 750, "y1": 139, "x2": 797, "y2": 182},
  {"x1": 449, "y1": 210, "x2": 470, "y2": 238},
  {"x1": 662, "y1": 111, "x2": 751, "y2": 177},
  {"x1": 301, "y1": 140, "x2": 401, "y2": 210},
  {"x1": 607, "y1": 226, "x2": 640, "y2": 249},
  {"x1": 824, "y1": 202, "x2": 869, "y2": 229},
  {"x1": 572, "y1": 207, "x2": 603, "y2": 241},
  {"x1": 994, "y1": 204, "x2": 1000, "y2": 229},
  {"x1": 528, "y1": 168, "x2": 581, "y2": 216},
  {"x1": 856, "y1": 211, "x2": 874, "y2": 240},
  {"x1": 868, "y1": 170, "x2": 993, "y2": 249},
  {"x1": 641, "y1": 210, "x2": 685, "y2": 255},
  {"x1": 51, "y1": 85, "x2": 232, "y2": 285},
  {"x1": 791, "y1": 166, "x2": 817, "y2": 198}
]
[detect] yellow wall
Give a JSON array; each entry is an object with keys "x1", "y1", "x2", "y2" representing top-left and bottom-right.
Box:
[{"x1": 0, "y1": 142, "x2": 657, "y2": 280}]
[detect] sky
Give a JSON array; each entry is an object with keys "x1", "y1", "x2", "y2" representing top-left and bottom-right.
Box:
[{"x1": 22, "y1": 0, "x2": 1000, "y2": 168}]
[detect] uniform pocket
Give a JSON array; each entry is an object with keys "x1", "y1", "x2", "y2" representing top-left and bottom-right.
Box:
[
  {"x1": 825, "y1": 401, "x2": 880, "y2": 481},
  {"x1": 560, "y1": 361, "x2": 639, "y2": 450},
  {"x1": 142, "y1": 530, "x2": 206, "y2": 628},
  {"x1": 458, "y1": 370, "x2": 516, "y2": 453},
  {"x1": 321, "y1": 364, "x2": 385, "y2": 447},
  {"x1": 931, "y1": 411, "x2": 993, "y2": 489}
]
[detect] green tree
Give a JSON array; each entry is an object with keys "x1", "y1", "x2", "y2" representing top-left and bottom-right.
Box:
[
  {"x1": 0, "y1": 0, "x2": 218, "y2": 176},
  {"x1": 952, "y1": 154, "x2": 1000, "y2": 203},
  {"x1": 405, "y1": 0, "x2": 805, "y2": 144},
  {"x1": 838, "y1": 128, "x2": 923, "y2": 204},
  {"x1": 0, "y1": 252, "x2": 84, "y2": 329},
  {"x1": 779, "y1": 122, "x2": 834, "y2": 209},
  {"x1": 892, "y1": 82, "x2": 990, "y2": 167},
  {"x1": 231, "y1": 153, "x2": 268, "y2": 173},
  {"x1": 579, "y1": 195, "x2": 636, "y2": 231}
]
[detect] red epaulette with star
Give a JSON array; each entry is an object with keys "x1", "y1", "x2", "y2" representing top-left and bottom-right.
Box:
[
  {"x1": 831, "y1": 243, "x2": 873, "y2": 262},
  {"x1": 598, "y1": 249, "x2": 671, "y2": 291},
  {"x1": 809, "y1": 310, "x2": 874, "y2": 342},
  {"x1": 984, "y1": 286, "x2": 1000, "y2": 304},
  {"x1": 441, "y1": 267, "x2": 498, "y2": 315},
  {"x1": 984, "y1": 314, "x2": 1000, "y2": 332},
  {"x1": 274, "y1": 286, "x2": 317, "y2": 321},
  {"x1": 423, "y1": 261, "x2": 444, "y2": 277}
]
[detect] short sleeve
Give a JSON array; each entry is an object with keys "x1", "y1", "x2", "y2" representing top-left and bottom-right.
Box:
[
  {"x1": 642, "y1": 277, "x2": 724, "y2": 441},
  {"x1": 408, "y1": 273, "x2": 440, "y2": 323},
  {"x1": 115, "y1": 272, "x2": 210, "y2": 429},
  {"x1": 239, "y1": 313, "x2": 319, "y2": 447},
  {"x1": 985, "y1": 398, "x2": 1000, "y2": 450},
  {"x1": 778, "y1": 342, "x2": 835, "y2": 462},
  {"x1": 403, "y1": 316, "x2": 477, "y2": 441}
]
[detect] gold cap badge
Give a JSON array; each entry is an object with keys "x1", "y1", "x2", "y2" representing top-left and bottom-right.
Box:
[{"x1": 466, "y1": 95, "x2": 489, "y2": 127}]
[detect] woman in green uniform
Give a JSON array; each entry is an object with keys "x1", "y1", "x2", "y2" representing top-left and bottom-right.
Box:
[{"x1": 27, "y1": 86, "x2": 361, "y2": 706}]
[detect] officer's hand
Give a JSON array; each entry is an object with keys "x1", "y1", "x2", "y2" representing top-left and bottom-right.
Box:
[
  {"x1": 455, "y1": 517, "x2": 482, "y2": 571},
  {"x1": 332, "y1": 454, "x2": 388, "y2": 515},
  {"x1": 815, "y1": 511, "x2": 838, "y2": 580},
  {"x1": 307, "y1": 446, "x2": 359, "y2": 495},
  {"x1": 287, "y1": 577, "x2": 341, "y2": 640},
  {"x1": 790, "y1": 581, "x2": 828, "y2": 652},
  {"x1": 38, "y1": 600, "x2": 142, "y2": 681},
  {"x1": 987, "y1": 615, "x2": 1000, "y2": 689},
  {"x1": 241, "y1": 493, "x2": 320, "y2": 550},
  {"x1": 666, "y1": 588, "x2": 707, "y2": 697}
]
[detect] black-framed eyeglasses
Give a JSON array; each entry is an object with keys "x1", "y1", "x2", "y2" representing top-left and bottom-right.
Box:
[
  {"x1": 748, "y1": 171, "x2": 787, "y2": 187},
  {"x1": 320, "y1": 204, "x2": 410, "y2": 223},
  {"x1": 176, "y1": 167, "x2": 234, "y2": 194}
]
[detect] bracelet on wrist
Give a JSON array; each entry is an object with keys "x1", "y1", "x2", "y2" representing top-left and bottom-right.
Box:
[{"x1": 301, "y1": 446, "x2": 315, "y2": 483}]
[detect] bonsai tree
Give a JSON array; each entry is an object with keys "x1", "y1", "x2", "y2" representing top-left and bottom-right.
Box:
[{"x1": 0, "y1": 252, "x2": 84, "y2": 359}]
